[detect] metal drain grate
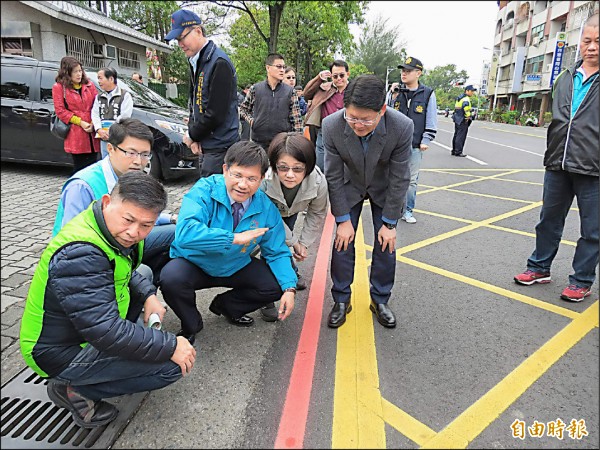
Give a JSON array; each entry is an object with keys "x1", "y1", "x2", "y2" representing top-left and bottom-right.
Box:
[{"x1": 1, "y1": 368, "x2": 148, "y2": 449}]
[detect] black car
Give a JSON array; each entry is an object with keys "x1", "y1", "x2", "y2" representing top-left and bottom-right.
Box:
[{"x1": 1, "y1": 55, "x2": 198, "y2": 180}]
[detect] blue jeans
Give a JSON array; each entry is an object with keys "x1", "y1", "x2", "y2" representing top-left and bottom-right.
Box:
[
  {"x1": 404, "y1": 147, "x2": 423, "y2": 214},
  {"x1": 527, "y1": 170, "x2": 599, "y2": 287},
  {"x1": 331, "y1": 200, "x2": 397, "y2": 304},
  {"x1": 142, "y1": 223, "x2": 176, "y2": 283},
  {"x1": 315, "y1": 128, "x2": 325, "y2": 172},
  {"x1": 54, "y1": 321, "x2": 182, "y2": 401}
]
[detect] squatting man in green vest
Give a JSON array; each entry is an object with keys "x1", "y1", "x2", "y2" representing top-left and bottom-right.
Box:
[{"x1": 20, "y1": 171, "x2": 196, "y2": 429}]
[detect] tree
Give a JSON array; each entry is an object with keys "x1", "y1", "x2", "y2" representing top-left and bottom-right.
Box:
[
  {"x1": 420, "y1": 64, "x2": 470, "y2": 110},
  {"x1": 226, "y1": 1, "x2": 367, "y2": 87},
  {"x1": 350, "y1": 14, "x2": 406, "y2": 82}
]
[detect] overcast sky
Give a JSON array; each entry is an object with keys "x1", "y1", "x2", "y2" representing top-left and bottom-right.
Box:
[{"x1": 350, "y1": 1, "x2": 500, "y2": 85}]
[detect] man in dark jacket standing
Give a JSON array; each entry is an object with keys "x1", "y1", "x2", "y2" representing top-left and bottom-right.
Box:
[
  {"x1": 166, "y1": 9, "x2": 240, "y2": 177},
  {"x1": 451, "y1": 84, "x2": 476, "y2": 157},
  {"x1": 322, "y1": 75, "x2": 413, "y2": 329},
  {"x1": 514, "y1": 13, "x2": 598, "y2": 302},
  {"x1": 20, "y1": 172, "x2": 196, "y2": 429},
  {"x1": 239, "y1": 53, "x2": 303, "y2": 151}
]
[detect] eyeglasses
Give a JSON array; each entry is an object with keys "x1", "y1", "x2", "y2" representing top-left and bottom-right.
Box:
[
  {"x1": 343, "y1": 110, "x2": 381, "y2": 126},
  {"x1": 177, "y1": 26, "x2": 198, "y2": 43},
  {"x1": 276, "y1": 164, "x2": 305, "y2": 174},
  {"x1": 332, "y1": 73, "x2": 346, "y2": 80},
  {"x1": 285, "y1": 76, "x2": 296, "y2": 79},
  {"x1": 227, "y1": 168, "x2": 261, "y2": 185},
  {"x1": 115, "y1": 145, "x2": 152, "y2": 160},
  {"x1": 268, "y1": 64, "x2": 286, "y2": 70}
]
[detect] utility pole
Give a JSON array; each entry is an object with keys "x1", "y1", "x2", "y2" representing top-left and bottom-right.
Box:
[{"x1": 385, "y1": 66, "x2": 395, "y2": 91}]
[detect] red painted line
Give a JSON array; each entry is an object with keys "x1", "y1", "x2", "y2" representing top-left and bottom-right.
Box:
[{"x1": 274, "y1": 212, "x2": 335, "y2": 449}]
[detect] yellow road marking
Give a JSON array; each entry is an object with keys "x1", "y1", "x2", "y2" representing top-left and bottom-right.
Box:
[
  {"x1": 422, "y1": 168, "x2": 545, "y2": 172},
  {"x1": 381, "y1": 398, "x2": 437, "y2": 445},
  {"x1": 481, "y1": 126, "x2": 546, "y2": 138},
  {"x1": 422, "y1": 187, "x2": 535, "y2": 204},
  {"x1": 398, "y1": 202, "x2": 543, "y2": 255},
  {"x1": 332, "y1": 218, "x2": 385, "y2": 448},
  {"x1": 418, "y1": 170, "x2": 522, "y2": 195},
  {"x1": 396, "y1": 256, "x2": 580, "y2": 320},
  {"x1": 421, "y1": 302, "x2": 598, "y2": 449}
]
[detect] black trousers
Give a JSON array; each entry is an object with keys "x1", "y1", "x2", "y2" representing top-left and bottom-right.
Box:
[
  {"x1": 451, "y1": 121, "x2": 470, "y2": 155},
  {"x1": 200, "y1": 147, "x2": 231, "y2": 178},
  {"x1": 71, "y1": 152, "x2": 99, "y2": 174},
  {"x1": 331, "y1": 200, "x2": 397, "y2": 304},
  {"x1": 158, "y1": 257, "x2": 283, "y2": 333}
]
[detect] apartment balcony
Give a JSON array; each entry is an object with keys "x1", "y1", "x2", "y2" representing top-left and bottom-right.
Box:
[{"x1": 550, "y1": 1, "x2": 570, "y2": 20}]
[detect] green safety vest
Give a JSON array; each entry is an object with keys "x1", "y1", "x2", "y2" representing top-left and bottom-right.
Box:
[
  {"x1": 20, "y1": 203, "x2": 143, "y2": 377},
  {"x1": 453, "y1": 94, "x2": 472, "y2": 124}
]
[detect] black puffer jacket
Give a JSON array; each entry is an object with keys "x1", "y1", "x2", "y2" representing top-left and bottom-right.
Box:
[
  {"x1": 36, "y1": 211, "x2": 177, "y2": 377},
  {"x1": 545, "y1": 60, "x2": 599, "y2": 177}
]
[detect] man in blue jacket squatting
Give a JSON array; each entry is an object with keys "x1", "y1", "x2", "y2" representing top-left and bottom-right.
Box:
[{"x1": 158, "y1": 141, "x2": 298, "y2": 344}]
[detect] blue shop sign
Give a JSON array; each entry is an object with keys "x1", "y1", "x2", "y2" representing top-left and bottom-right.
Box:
[{"x1": 550, "y1": 32, "x2": 567, "y2": 87}]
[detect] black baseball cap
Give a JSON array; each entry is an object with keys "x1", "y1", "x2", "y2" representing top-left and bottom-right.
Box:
[
  {"x1": 464, "y1": 85, "x2": 478, "y2": 91},
  {"x1": 398, "y1": 56, "x2": 424, "y2": 71},
  {"x1": 165, "y1": 9, "x2": 202, "y2": 41}
]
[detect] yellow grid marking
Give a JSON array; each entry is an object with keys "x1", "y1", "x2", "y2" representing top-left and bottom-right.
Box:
[
  {"x1": 331, "y1": 168, "x2": 596, "y2": 448},
  {"x1": 422, "y1": 301, "x2": 598, "y2": 449},
  {"x1": 381, "y1": 398, "x2": 437, "y2": 445}
]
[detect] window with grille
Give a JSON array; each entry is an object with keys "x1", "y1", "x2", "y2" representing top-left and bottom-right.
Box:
[
  {"x1": 525, "y1": 55, "x2": 544, "y2": 74},
  {"x1": 1, "y1": 38, "x2": 33, "y2": 56},
  {"x1": 118, "y1": 49, "x2": 140, "y2": 69},
  {"x1": 561, "y1": 45, "x2": 578, "y2": 69},
  {"x1": 531, "y1": 24, "x2": 544, "y2": 40},
  {"x1": 66, "y1": 36, "x2": 104, "y2": 69}
]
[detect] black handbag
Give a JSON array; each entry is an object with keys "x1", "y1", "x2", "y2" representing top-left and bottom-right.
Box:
[{"x1": 50, "y1": 86, "x2": 71, "y2": 140}]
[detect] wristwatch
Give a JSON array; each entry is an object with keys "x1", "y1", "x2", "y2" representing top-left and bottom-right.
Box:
[
  {"x1": 384, "y1": 222, "x2": 397, "y2": 230},
  {"x1": 283, "y1": 287, "x2": 297, "y2": 294}
]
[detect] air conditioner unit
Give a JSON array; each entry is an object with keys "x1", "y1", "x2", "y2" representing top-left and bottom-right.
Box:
[
  {"x1": 546, "y1": 63, "x2": 553, "y2": 72},
  {"x1": 103, "y1": 44, "x2": 117, "y2": 59},
  {"x1": 505, "y1": 18, "x2": 514, "y2": 29},
  {"x1": 532, "y1": 36, "x2": 541, "y2": 46},
  {"x1": 92, "y1": 43, "x2": 104, "y2": 58}
]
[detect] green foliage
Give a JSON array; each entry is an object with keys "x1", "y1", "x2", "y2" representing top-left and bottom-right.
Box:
[
  {"x1": 348, "y1": 62, "x2": 372, "y2": 77},
  {"x1": 500, "y1": 110, "x2": 520, "y2": 124},
  {"x1": 420, "y1": 64, "x2": 469, "y2": 93},
  {"x1": 227, "y1": 1, "x2": 367, "y2": 88},
  {"x1": 350, "y1": 14, "x2": 406, "y2": 82}
]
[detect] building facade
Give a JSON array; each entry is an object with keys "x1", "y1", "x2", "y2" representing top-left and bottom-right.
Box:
[
  {"x1": 486, "y1": 0, "x2": 598, "y2": 124},
  {"x1": 0, "y1": 1, "x2": 172, "y2": 82}
]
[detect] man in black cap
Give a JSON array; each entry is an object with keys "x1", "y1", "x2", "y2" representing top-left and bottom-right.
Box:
[
  {"x1": 451, "y1": 85, "x2": 477, "y2": 157},
  {"x1": 165, "y1": 9, "x2": 240, "y2": 177},
  {"x1": 392, "y1": 56, "x2": 437, "y2": 224}
]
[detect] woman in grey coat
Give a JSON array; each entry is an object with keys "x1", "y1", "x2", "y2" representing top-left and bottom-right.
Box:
[{"x1": 259, "y1": 132, "x2": 329, "y2": 321}]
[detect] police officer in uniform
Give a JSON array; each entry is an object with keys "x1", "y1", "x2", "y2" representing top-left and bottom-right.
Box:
[
  {"x1": 451, "y1": 85, "x2": 477, "y2": 157},
  {"x1": 392, "y1": 56, "x2": 437, "y2": 224}
]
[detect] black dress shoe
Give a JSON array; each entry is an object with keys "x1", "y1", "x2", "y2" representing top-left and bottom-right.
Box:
[
  {"x1": 369, "y1": 302, "x2": 396, "y2": 328},
  {"x1": 455, "y1": 153, "x2": 467, "y2": 157},
  {"x1": 328, "y1": 302, "x2": 352, "y2": 328},
  {"x1": 47, "y1": 380, "x2": 118, "y2": 429},
  {"x1": 209, "y1": 298, "x2": 254, "y2": 327},
  {"x1": 296, "y1": 274, "x2": 307, "y2": 291},
  {"x1": 176, "y1": 329, "x2": 197, "y2": 345},
  {"x1": 260, "y1": 302, "x2": 278, "y2": 322}
]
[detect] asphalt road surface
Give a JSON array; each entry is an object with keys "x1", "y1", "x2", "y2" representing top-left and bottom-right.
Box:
[{"x1": 1, "y1": 117, "x2": 598, "y2": 449}]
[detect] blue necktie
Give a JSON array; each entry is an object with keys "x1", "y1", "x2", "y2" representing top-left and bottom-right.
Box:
[{"x1": 232, "y1": 202, "x2": 243, "y2": 229}]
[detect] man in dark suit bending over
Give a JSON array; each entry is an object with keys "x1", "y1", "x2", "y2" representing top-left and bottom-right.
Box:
[{"x1": 322, "y1": 74, "x2": 413, "y2": 329}]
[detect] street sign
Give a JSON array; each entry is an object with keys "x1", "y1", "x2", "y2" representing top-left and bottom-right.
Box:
[{"x1": 549, "y1": 32, "x2": 567, "y2": 87}]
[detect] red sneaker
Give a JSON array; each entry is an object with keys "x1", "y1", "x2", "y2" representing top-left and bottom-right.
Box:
[
  {"x1": 560, "y1": 285, "x2": 592, "y2": 302},
  {"x1": 514, "y1": 269, "x2": 551, "y2": 286}
]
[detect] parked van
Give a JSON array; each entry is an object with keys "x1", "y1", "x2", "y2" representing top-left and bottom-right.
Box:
[{"x1": 1, "y1": 55, "x2": 198, "y2": 180}]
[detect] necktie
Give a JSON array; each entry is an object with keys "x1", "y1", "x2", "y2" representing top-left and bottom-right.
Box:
[{"x1": 232, "y1": 202, "x2": 243, "y2": 229}]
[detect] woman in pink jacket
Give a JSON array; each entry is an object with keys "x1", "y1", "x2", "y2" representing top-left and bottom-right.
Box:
[{"x1": 52, "y1": 56, "x2": 100, "y2": 173}]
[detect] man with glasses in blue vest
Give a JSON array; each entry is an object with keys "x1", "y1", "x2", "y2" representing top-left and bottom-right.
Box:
[{"x1": 52, "y1": 118, "x2": 176, "y2": 285}]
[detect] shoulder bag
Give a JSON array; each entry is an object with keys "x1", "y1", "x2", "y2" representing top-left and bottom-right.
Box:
[{"x1": 50, "y1": 85, "x2": 71, "y2": 140}]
